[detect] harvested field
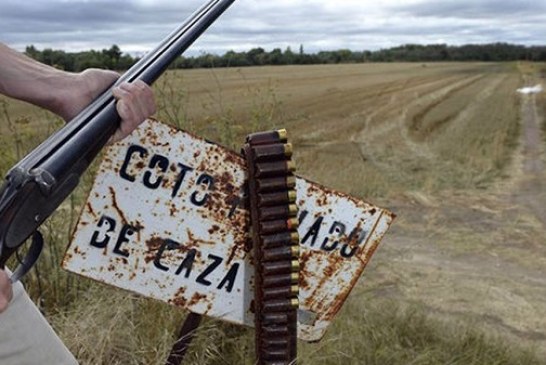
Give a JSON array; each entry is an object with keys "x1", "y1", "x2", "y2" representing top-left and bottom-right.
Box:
[
  {"x1": 165, "y1": 63, "x2": 521, "y2": 197},
  {"x1": 1, "y1": 62, "x2": 546, "y2": 364}
]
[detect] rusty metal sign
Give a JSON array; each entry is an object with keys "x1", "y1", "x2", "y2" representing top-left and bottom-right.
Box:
[{"x1": 62, "y1": 119, "x2": 394, "y2": 342}]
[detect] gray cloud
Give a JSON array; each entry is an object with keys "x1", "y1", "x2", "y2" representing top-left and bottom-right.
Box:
[
  {"x1": 393, "y1": 0, "x2": 546, "y2": 19},
  {"x1": 1, "y1": 0, "x2": 545, "y2": 55}
]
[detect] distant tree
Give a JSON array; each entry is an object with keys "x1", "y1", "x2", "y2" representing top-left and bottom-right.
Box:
[
  {"x1": 22, "y1": 42, "x2": 546, "y2": 72},
  {"x1": 103, "y1": 44, "x2": 122, "y2": 68},
  {"x1": 247, "y1": 47, "x2": 266, "y2": 65},
  {"x1": 283, "y1": 47, "x2": 295, "y2": 64}
]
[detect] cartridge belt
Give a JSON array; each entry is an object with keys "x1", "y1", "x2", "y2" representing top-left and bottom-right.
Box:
[{"x1": 243, "y1": 129, "x2": 299, "y2": 365}]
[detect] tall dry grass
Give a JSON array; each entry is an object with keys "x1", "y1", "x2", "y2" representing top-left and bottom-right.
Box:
[{"x1": 0, "y1": 63, "x2": 544, "y2": 364}]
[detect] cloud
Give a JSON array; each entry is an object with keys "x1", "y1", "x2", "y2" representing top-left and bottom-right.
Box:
[
  {"x1": 393, "y1": 0, "x2": 546, "y2": 19},
  {"x1": 0, "y1": 0, "x2": 545, "y2": 54}
]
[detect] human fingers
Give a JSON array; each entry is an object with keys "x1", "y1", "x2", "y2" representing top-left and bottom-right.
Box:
[
  {"x1": 112, "y1": 84, "x2": 140, "y2": 142},
  {"x1": 119, "y1": 80, "x2": 156, "y2": 114},
  {"x1": 111, "y1": 81, "x2": 155, "y2": 143},
  {"x1": 0, "y1": 270, "x2": 13, "y2": 313}
]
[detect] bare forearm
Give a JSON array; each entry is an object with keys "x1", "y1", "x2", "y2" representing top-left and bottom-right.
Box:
[
  {"x1": 0, "y1": 42, "x2": 155, "y2": 140},
  {"x1": 0, "y1": 43, "x2": 75, "y2": 115}
]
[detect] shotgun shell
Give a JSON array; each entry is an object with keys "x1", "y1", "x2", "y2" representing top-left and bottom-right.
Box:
[
  {"x1": 252, "y1": 143, "x2": 293, "y2": 161},
  {"x1": 263, "y1": 285, "x2": 299, "y2": 300},
  {"x1": 262, "y1": 245, "x2": 299, "y2": 262},
  {"x1": 288, "y1": 204, "x2": 298, "y2": 217},
  {"x1": 259, "y1": 204, "x2": 298, "y2": 220},
  {"x1": 290, "y1": 284, "x2": 299, "y2": 295},
  {"x1": 260, "y1": 220, "x2": 289, "y2": 235},
  {"x1": 263, "y1": 360, "x2": 289, "y2": 365},
  {"x1": 255, "y1": 160, "x2": 296, "y2": 178},
  {"x1": 258, "y1": 191, "x2": 291, "y2": 207},
  {"x1": 263, "y1": 298, "x2": 299, "y2": 313},
  {"x1": 263, "y1": 337, "x2": 290, "y2": 348},
  {"x1": 290, "y1": 272, "x2": 299, "y2": 283},
  {"x1": 262, "y1": 313, "x2": 289, "y2": 325},
  {"x1": 262, "y1": 325, "x2": 289, "y2": 336},
  {"x1": 263, "y1": 272, "x2": 299, "y2": 287},
  {"x1": 287, "y1": 218, "x2": 299, "y2": 230},
  {"x1": 247, "y1": 129, "x2": 287, "y2": 145},
  {"x1": 256, "y1": 175, "x2": 296, "y2": 192},
  {"x1": 291, "y1": 259, "x2": 300, "y2": 271},
  {"x1": 262, "y1": 231, "x2": 294, "y2": 248},
  {"x1": 263, "y1": 348, "x2": 289, "y2": 360},
  {"x1": 277, "y1": 129, "x2": 288, "y2": 141},
  {"x1": 288, "y1": 190, "x2": 297, "y2": 204},
  {"x1": 290, "y1": 231, "x2": 300, "y2": 245},
  {"x1": 263, "y1": 260, "x2": 300, "y2": 275},
  {"x1": 290, "y1": 298, "x2": 299, "y2": 308}
]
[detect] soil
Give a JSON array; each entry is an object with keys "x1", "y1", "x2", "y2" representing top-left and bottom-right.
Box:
[{"x1": 370, "y1": 75, "x2": 546, "y2": 353}]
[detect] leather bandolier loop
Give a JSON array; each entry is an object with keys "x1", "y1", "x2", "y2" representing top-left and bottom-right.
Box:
[{"x1": 243, "y1": 129, "x2": 299, "y2": 365}]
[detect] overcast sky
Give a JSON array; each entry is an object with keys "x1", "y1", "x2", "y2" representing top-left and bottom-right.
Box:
[{"x1": 1, "y1": 0, "x2": 545, "y2": 55}]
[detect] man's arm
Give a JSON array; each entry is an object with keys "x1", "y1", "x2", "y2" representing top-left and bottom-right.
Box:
[
  {"x1": 0, "y1": 42, "x2": 156, "y2": 142},
  {"x1": 0, "y1": 43, "x2": 157, "y2": 310}
]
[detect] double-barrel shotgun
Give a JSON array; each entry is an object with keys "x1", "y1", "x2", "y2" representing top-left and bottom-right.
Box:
[{"x1": 0, "y1": 0, "x2": 236, "y2": 282}]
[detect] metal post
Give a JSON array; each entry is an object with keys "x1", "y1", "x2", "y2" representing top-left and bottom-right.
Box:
[{"x1": 165, "y1": 312, "x2": 203, "y2": 365}]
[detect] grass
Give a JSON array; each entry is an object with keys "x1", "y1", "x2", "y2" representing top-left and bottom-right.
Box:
[
  {"x1": 298, "y1": 297, "x2": 543, "y2": 365},
  {"x1": 0, "y1": 62, "x2": 544, "y2": 364}
]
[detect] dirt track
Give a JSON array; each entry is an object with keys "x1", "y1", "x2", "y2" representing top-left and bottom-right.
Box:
[{"x1": 371, "y1": 74, "x2": 546, "y2": 353}]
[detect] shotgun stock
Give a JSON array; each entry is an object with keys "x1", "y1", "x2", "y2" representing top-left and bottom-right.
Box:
[{"x1": 0, "y1": 0, "x2": 236, "y2": 282}]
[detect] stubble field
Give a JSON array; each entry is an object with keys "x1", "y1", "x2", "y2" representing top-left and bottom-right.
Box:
[{"x1": 1, "y1": 62, "x2": 546, "y2": 364}]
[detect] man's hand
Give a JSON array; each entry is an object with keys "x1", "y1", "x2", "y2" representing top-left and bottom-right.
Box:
[
  {"x1": 0, "y1": 270, "x2": 13, "y2": 313},
  {"x1": 62, "y1": 68, "x2": 156, "y2": 143},
  {"x1": 1, "y1": 44, "x2": 156, "y2": 140},
  {"x1": 111, "y1": 80, "x2": 156, "y2": 143}
]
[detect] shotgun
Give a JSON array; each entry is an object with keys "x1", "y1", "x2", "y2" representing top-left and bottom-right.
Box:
[{"x1": 0, "y1": 0, "x2": 236, "y2": 282}]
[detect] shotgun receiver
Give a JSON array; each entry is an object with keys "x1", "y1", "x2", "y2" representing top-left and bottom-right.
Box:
[{"x1": 0, "y1": 0, "x2": 236, "y2": 282}]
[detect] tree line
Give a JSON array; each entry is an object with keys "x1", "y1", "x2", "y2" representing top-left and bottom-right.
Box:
[{"x1": 25, "y1": 43, "x2": 546, "y2": 72}]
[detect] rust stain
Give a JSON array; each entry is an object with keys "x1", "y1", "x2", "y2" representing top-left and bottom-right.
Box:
[
  {"x1": 170, "y1": 287, "x2": 188, "y2": 307},
  {"x1": 86, "y1": 202, "x2": 96, "y2": 218},
  {"x1": 144, "y1": 236, "x2": 163, "y2": 263},
  {"x1": 208, "y1": 225, "x2": 220, "y2": 235},
  {"x1": 225, "y1": 242, "x2": 239, "y2": 266},
  {"x1": 299, "y1": 250, "x2": 313, "y2": 290},
  {"x1": 353, "y1": 212, "x2": 384, "y2": 263},
  {"x1": 324, "y1": 261, "x2": 364, "y2": 321},
  {"x1": 108, "y1": 186, "x2": 128, "y2": 224},
  {"x1": 204, "y1": 301, "x2": 213, "y2": 315},
  {"x1": 344, "y1": 221, "x2": 364, "y2": 250},
  {"x1": 134, "y1": 221, "x2": 144, "y2": 242},
  {"x1": 186, "y1": 229, "x2": 215, "y2": 250},
  {"x1": 188, "y1": 292, "x2": 207, "y2": 307}
]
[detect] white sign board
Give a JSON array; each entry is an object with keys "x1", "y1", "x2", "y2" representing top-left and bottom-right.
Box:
[{"x1": 63, "y1": 119, "x2": 394, "y2": 342}]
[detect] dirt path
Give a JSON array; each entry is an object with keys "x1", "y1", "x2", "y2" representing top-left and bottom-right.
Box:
[
  {"x1": 514, "y1": 90, "x2": 546, "y2": 226},
  {"x1": 367, "y1": 74, "x2": 546, "y2": 354}
]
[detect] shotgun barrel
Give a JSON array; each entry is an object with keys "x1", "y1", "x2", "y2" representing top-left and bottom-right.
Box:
[{"x1": 0, "y1": 0, "x2": 236, "y2": 281}]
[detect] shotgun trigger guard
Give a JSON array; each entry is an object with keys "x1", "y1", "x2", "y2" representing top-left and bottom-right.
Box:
[{"x1": 9, "y1": 231, "x2": 44, "y2": 283}]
